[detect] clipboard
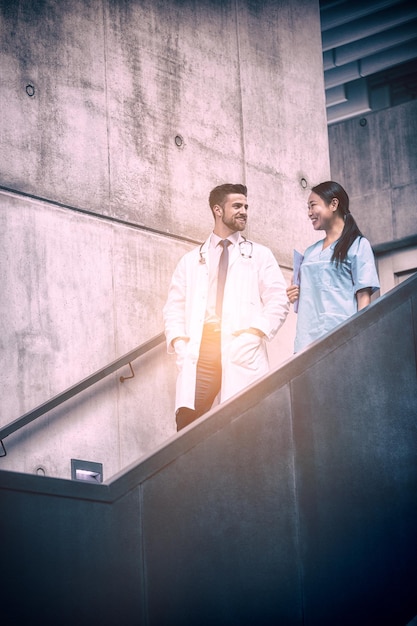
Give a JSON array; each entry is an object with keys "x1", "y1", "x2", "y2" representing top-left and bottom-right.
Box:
[{"x1": 293, "y1": 249, "x2": 303, "y2": 313}]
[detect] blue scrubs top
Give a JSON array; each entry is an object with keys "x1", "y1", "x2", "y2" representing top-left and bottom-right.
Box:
[{"x1": 294, "y1": 236, "x2": 380, "y2": 353}]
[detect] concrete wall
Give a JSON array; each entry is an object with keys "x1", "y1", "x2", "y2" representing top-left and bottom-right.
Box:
[
  {"x1": 0, "y1": 0, "x2": 328, "y2": 259},
  {"x1": 0, "y1": 0, "x2": 329, "y2": 478},
  {"x1": 1, "y1": 275, "x2": 416, "y2": 626},
  {"x1": 328, "y1": 99, "x2": 417, "y2": 247},
  {"x1": 0, "y1": 189, "x2": 182, "y2": 478}
]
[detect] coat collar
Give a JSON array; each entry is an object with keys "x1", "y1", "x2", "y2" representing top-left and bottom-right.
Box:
[
  {"x1": 201, "y1": 231, "x2": 245, "y2": 252},
  {"x1": 199, "y1": 232, "x2": 247, "y2": 268}
]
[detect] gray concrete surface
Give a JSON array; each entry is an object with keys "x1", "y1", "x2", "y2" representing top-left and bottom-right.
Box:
[
  {"x1": 0, "y1": 190, "x2": 181, "y2": 477},
  {"x1": 328, "y1": 99, "x2": 417, "y2": 246},
  {"x1": 0, "y1": 0, "x2": 327, "y2": 263}
]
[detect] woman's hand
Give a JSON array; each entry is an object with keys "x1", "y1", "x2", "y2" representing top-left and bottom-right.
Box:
[{"x1": 286, "y1": 284, "x2": 299, "y2": 304}]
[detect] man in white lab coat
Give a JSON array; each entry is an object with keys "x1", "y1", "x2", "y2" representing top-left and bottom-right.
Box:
[{"x1": 163, "y1": 183, "x2": 289, "y2": 431}]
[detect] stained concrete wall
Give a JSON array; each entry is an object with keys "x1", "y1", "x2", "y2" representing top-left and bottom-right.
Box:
[
  {"x1": 0, "y1": 0, "x2": 329, "y2": 478},
  {"x1": 0, "y1": 189, "x2": 183, "y2": 477},
  {"x1": 1, "y1": 275, "x2": 416, "y2": 626},
  {"x1": 0, "y1": 0, "x2": 328, "y2": 258}
]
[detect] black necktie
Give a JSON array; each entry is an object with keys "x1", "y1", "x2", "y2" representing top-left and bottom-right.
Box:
[{"x1": 216, "y1": 239, "x2": 230, "y2": 317}]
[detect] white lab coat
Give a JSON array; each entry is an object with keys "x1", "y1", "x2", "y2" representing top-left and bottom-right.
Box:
[{"x1": 163, "y1": 233, "x2": 289, "y2": 412}]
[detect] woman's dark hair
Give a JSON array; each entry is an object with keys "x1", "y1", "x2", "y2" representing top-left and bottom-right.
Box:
[{"x1": 311, "y1": 180, "x2": 363, "y2": 264}]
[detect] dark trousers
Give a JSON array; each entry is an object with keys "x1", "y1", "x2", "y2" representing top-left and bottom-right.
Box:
[{"x1": 176, "y1": 324, "x2": 222, "y2": 431}]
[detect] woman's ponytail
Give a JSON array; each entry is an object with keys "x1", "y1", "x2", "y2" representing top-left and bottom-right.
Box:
[{"x1": 332, "y1": 211, "x2": 363, "y2": 265}]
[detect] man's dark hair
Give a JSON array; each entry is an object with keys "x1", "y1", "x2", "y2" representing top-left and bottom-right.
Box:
[{"x1": 209, "y1": 184, "x2": 247, "y2": 211}]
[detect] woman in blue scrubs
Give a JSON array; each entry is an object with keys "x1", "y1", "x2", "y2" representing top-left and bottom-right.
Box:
[{"x1": 287, "y1": 181, "x2": 380, "y2": 353}]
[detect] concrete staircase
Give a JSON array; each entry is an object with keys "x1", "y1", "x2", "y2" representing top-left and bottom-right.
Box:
[{"x1": 1, "y1": 274, "x2": 416, "y2": 626}]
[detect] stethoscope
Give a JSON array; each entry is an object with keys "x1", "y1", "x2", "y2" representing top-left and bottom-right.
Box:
[{"x1": 199, "y1": 236, "x2": 253, "y2": 264}]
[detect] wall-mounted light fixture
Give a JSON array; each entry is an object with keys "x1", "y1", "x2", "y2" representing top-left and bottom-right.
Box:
[{"x1": 71, "y1": 459, "x2": 103, "y2": 483}]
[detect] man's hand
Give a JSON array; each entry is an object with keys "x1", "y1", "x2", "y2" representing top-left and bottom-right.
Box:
[
  {"x1": 233, "y1": 327, "x2": 265, "y2": 338},
  {"x1": 172, "y1": 336, "x2": 188, "y2": 348}
]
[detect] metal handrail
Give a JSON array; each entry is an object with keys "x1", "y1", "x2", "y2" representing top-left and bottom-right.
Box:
[{"x1": 0, "y1": 332, "x2": 165, "y2": 455}]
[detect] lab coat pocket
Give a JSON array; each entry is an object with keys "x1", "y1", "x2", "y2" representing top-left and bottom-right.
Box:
[{"x1": 229, "y1": 333, "x2": 263, "y2": 371}]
